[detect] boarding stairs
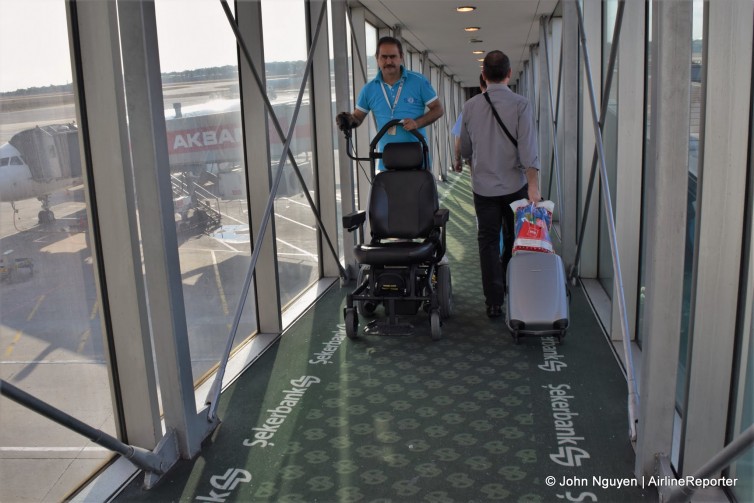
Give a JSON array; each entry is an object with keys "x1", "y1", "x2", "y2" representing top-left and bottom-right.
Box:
[{"x1": 171, "y1": 174, "x2": 222, "y2": 234}]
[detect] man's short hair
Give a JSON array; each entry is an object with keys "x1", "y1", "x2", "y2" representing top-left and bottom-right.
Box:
[
  {"x1": 483, "y1": 51, "x2": 511, "y2": 82},
  {"x1": 376, "y1": 36, "x2": 404, "y2": 58}
]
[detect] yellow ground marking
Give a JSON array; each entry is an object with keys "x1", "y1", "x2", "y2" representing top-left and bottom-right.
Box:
[
  {"x1": 212, "y1": 251, "x2": 230, "y2": 316},
  {"x1": 4, "y1": 295, "x2": 46, "y2": 357}
]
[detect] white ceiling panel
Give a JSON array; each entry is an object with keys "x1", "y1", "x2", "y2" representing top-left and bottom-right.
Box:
[{"x1": 355, "y1": 0, "x2": 559, "y2": 87}]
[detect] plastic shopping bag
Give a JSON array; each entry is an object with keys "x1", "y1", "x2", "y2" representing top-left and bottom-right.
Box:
[{"x1": 510, "y1": 199, "x2": 555, "y2": 254}]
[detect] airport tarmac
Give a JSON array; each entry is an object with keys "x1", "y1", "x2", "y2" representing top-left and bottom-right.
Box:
[{"x1": 0, "y1": 79, "x2": 323, "y2": 502}]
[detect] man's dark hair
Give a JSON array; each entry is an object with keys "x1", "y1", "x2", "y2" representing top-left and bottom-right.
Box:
[
  {"x1": 483, "y1": 50, "x2": 510, "y2": 83},
  {"x1": 376, "y1": 36, "x2": 404, "y2": 58}
]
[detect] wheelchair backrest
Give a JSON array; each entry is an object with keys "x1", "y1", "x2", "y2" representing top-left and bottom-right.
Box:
[
  {"x1": 368, "y1": 142, "x2": 438, "y2": 240},
  {"x1": 381, "y1": 141, "x2": 424, "y2": 170}
]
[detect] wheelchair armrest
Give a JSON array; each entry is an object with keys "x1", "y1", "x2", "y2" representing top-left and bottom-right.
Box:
[
  {"x1": 342, "y1": 210, "x2": 366, "y2": 232},
  {"x1": 434, "y1": 208, "x2": 450, "y2": 227}
]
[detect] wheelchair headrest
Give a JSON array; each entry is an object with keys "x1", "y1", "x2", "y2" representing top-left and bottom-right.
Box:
[{"x1": 382, "y1": 142, "x2": 424, "y2": 170}]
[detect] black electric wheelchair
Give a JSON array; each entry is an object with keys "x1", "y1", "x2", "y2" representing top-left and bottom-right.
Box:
[{"x1": 340, "y1": 118, "x2": 453, "y2": 341}]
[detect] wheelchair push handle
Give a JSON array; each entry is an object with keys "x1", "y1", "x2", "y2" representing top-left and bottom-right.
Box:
[
  {"x1": 369, "y1": 119, "x2": 427, "y2": 150},
  {"x1": 337, "y1": 116, "x2": 430, "y2": 168},
  {"x1": 370, "y1": 119, "x2": 430, "y2": 171}
]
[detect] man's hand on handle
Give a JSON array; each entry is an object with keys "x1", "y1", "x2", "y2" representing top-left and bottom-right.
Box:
[{"x1": 336, "y1": 112, "x2": 360, "y2": 132}]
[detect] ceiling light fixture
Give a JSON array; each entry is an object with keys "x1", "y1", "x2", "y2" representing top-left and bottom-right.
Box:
[
  {"x1": 477, "y1": 58, "x2": 484, "y2": 62},
  {"x1": 456, "y1": 6, "x2": 476, "y2": 12},
  {"x1": 472, "y1": 50, "x2": 485, "y2": 54},
  {"x1": 468, "y1": 38, "x2": 483, "y2": 44},
  {"x1": 464, "y1": 26, "x2": 480, "y2": 32}
]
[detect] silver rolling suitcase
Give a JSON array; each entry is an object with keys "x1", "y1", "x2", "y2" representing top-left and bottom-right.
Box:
[{"x1": 505, "y1": 251, "x2": 569, "y2": 344}]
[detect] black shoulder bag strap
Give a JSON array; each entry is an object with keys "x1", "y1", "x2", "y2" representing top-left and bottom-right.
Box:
[{"x1": 483, "y1": 92, "x2": 517, "y2": 147}]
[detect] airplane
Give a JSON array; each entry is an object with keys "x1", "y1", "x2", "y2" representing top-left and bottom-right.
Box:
[
  {"x1": 0, "y1": 95, "x2": 312, "y2": 226},
  {"x1": 0, "y1": 123, "x2": 82, "y2": 224}
]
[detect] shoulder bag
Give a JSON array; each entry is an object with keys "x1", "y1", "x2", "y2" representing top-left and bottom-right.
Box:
[{"x1": 483, "y1": 92, "x2": 517, "y2": 148}]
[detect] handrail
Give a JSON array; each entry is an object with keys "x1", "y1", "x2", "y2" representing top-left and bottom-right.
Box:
[{"x1": 573, "y1": 0, "x2": 639, "y2": 442}]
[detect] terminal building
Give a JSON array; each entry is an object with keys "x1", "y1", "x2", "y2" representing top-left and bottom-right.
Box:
[{"x1": 0, "y1": 0, "x2": 752, "y2": 501}]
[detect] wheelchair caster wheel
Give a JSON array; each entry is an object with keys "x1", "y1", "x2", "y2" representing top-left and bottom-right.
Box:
[
  {"x1": 437, "y1": 264, "x2": 453, "y2": 319},
  {"x1": 356, "y1": 266, "x2": 377, "y2": 317},
  {"x1": 430, "y1": 310, "x2": 442, "y2": 341},
  {"x1": 345, "y1": 308, "x2": 358, "y2": 339}
]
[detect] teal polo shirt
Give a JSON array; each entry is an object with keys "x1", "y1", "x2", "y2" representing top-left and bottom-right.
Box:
[{"x1": 356, "y1": 66, "x2": 438, "y2": 169}]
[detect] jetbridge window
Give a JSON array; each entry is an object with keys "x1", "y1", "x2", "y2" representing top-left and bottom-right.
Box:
[
  {"x1": 0, "y1": 1, "x2": 116, "y2": 501},
  {"x1": 262, "y1": 0, "x2": 320, "y2": 308},
  {"x1": 154, "y1": 0, "x2": 258, "y2": 383}
]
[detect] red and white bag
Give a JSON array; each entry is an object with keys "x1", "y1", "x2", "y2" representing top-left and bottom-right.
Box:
[{"x1": 510, "y1": 199, "x2": 555, "y2": 255}]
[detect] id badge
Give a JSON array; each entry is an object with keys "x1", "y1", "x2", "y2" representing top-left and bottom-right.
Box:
[{"x1": 387, "y1": 125, "x2": 397, "y2": 136}]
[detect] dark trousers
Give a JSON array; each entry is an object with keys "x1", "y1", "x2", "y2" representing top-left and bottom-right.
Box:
[{"x1": 473, "y1": 185, "x2": 529, "y2": 306}]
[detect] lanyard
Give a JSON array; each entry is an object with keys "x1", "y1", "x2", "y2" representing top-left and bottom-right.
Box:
[{"x1": 380, "y1": 78, "x2": 404, "y2": 118}]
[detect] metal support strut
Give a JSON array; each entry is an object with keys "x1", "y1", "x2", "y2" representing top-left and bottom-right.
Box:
[
  {"x1": 573, "y1": 0, "x2": 640, "y2": 442},
  {"x1": 1, "y1": 379, "x2": 178, "y2": 488},
  {"x1": 205, "y1": 0, "x2": 332, "y2": 421},
  {"x1": 663, "y1": 424, "x2": 754, "y2": 503},
  {"x1": 546, "y1": 39, "x2": 563, "y2": 207},
  {"x1": 540, "y1": 17, "x2": 565, "y2": 238},
  {"x1": 569, "y1": 1, "x2": 624, "y2": 283}
]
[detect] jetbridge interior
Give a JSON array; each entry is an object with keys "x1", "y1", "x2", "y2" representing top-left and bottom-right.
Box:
[{"x1": 0, "y1": 1, "x2": 752, "y2": 502}]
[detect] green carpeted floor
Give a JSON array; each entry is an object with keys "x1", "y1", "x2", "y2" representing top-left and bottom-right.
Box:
[{"x1": 116, "y1": 172, "x2": 654, "y2": 502}]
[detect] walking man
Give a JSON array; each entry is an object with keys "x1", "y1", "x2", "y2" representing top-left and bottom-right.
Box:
[{"x1": 458, "y1": 50, "x2": 541, "y2": 318}]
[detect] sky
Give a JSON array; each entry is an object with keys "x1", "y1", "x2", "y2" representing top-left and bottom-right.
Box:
[
  {"x1": 0, "y1": 0, "x2": 705, "y2": 94},
  {"x1": 0, "y1": 0, "x2": 308, "y2": 93}
]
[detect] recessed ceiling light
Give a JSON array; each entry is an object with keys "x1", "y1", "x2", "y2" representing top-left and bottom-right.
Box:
[
  {"x1": 456, "y1": 6, "x2": 476, "y2": 12},
  {"x1": 464, "y1": 26, "x2": 480, "y2": 32},
  {"x1": 476, "y1": 58, "x2": 484, "y2": 62},
  {"x1": 472, "y1": 50, "x2": 485, "y2": 54},
  {"x1": 468, "y1": 38, "x2": 483, "y2": 44}
]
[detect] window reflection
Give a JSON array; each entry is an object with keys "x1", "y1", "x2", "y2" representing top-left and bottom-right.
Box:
[
  {"x1": 155, "y1": 0, "x2": 257, "y2": 383},
  {"x1": 262, "y1": 0, "x2": 320, "y2": 308},
  {"x1": 0, "y1": 1, "x2": 115, "y2": 501}
]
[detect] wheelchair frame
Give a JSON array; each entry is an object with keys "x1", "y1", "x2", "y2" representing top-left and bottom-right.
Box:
[{"x1": 340, "y1": 119, "x2": 452, "y2": 340}]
